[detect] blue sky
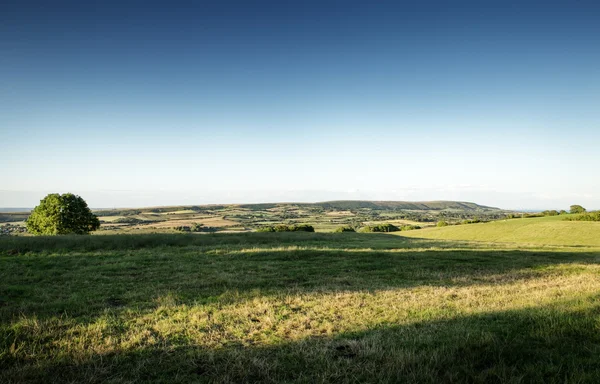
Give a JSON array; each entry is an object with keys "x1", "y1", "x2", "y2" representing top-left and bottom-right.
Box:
[{"x1": 1, "y1": 0, "x2": 599, "y2": 209}]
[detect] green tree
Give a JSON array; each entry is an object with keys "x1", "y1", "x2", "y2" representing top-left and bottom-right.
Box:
[
  {"x1": 570, "y1": 205, "x2": 587, "y2": 214},
  {"x1": 26, "y1": 193, "x2": 100, "y2": 235}
]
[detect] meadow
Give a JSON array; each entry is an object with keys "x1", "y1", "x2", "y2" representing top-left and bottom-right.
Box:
[
  {"x1": 400, "y1": 214, "x2": 600, "y2": 247},
  {"x1": 2, "y1": 215, "x2": 600, "y2": 383}
]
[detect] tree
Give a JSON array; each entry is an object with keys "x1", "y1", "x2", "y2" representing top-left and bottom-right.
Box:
[
  {"x1": 570, "y1": 205, "x2": 587, "y2": 214},
  {"x1": 26, "y1": 193, "x2": 100, "y2": 235}
]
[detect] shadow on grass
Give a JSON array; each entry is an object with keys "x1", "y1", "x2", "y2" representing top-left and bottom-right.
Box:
[
  {"x1": 3, "y1": 234, "x2": 600, "y2": 382},
  {"x1": 1, "y1": 234, "x2": 599, "y2": 321},
  {"x1": 0, "y1": 232, "x2": 472, "y2": 254},
  {"x1": 4, "y1": 296, "x2": 600, "y2": 383}
]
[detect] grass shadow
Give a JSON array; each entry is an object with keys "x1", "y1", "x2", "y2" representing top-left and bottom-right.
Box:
[
  {"x1": 1, "y1": 233, "x2": 599, "y2": 321},
  {"x1": 0, "y1": 232, "x2": 482, "y2": 254}
]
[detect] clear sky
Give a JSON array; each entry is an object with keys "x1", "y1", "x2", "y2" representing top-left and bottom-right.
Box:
[{"x1": 1, "y1": 0, "x2": 599, "y2": 210}]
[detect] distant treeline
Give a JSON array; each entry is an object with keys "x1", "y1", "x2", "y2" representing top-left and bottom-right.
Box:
[
  {"x1": 564, "y1": 211, "x2": 600, "y2": 222},
  {"x1": 175, "y1": 223, "x2": 217, "y2": 232},
  {"x1": 358, "y1": 223, "x2": 421, "y2": 233},
  {"x1": 506, "y1": 210, "x2": 568, "y2": 219},
  {"x1": 257, "y1": 224, "x2": 315, "y2": 232}
]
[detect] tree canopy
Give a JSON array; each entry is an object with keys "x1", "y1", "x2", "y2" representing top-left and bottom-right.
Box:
[
  {"x1": 570, "y1": 205, "x2": 587, "y2": 214},
  {"x1": 26, "y1": 193, "x2": 100, "y2": 235}
]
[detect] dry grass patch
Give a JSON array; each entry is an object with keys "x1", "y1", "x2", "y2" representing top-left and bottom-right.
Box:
[
  {"x1": 142, "y1": 217, "x2": 240, "y2": 229},
  {"x1": 325, "y1": 211, "x2": 355, "y2": 217}
]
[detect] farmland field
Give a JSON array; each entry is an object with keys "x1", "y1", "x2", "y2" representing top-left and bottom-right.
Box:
[
  {"x1": 2, "y1": 215, "x2": 600, "y2": 383},
  {"x1": 0, "y1": 200, "x2": 509, "y2": 235}
]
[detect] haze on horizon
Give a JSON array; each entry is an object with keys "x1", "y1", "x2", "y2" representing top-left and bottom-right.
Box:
[{"x1": 1, "y1": 0, "x2": 599, "y2": 210}]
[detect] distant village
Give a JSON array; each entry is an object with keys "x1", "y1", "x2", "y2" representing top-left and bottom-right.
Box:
[{"x1": 0, "y1": 224, "x2": 27, "y2": 236}]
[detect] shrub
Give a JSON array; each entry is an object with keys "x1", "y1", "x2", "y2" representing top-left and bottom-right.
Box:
[
  {"x1": 359, "y1": 223, "x2": 400, "y2": 233},
  {"x1": 274, "y1": 224, "x2": 292, "y2": 232},
  {"x1": 542, "y1": 210, "x2": 559, "y2": 216},
  {"x1": 292, "y1": 224, "x2": 315, "y2": 232},
  {"x1": 333, "y1": 225, "x2": 355, "y2": 233},
  {"x1": 256, "y1": 224, "x2": 315, "y2": 232},
  {"x1": 436, "y1": 221, "x2": 448, "y2": 227},
  {"x1": 564, "y1": 211, "x2": 600, "y2": 222},
  {"x1": 460, "y1": 219, "x2": 482, "y2": 225},
  {"x1": 400, "y1": 225, "x2": 421, "y2": 231},
  {"x1": 175, "y1": 223, "x2": 205, "y2": 233},
  {"x1": 523, "y1": 213, "x2": 543, "y2": 218},
  {"x1": 26, "y1": 193, "x2": 100, "y2": 235},
  {"x1": 114, "y1": 217, "x2": 146, "y2": 224}
]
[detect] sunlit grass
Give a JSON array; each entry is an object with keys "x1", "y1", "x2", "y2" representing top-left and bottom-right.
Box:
[{"x1": 400, "y1": 215, "x2": 600, "y2": 247}]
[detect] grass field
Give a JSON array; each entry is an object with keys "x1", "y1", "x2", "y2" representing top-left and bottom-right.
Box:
[
  {"x1": 2, "y1": 218, "x2": 600, "y2": 383},
  {"x1": 400, "y1": 214, "x2": 600, "y2": 247}
]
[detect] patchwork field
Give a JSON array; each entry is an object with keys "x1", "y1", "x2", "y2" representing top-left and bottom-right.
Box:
[
  {"x1": 1, "y1": 200, "x2": 510, "y2": 235},
  {"x1": 141, "y1": 217, "x2": 241, "y2": 229},
  {"x1": 2, "y1": 216, "x2": 600, "y2": 383}
]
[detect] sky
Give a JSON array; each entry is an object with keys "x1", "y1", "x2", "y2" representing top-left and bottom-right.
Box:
[{"x1": 1, "y1": 0, "x2": 599, "y2": 210}]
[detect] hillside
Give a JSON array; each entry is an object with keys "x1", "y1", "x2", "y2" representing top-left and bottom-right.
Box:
[
  {"x1": 310, "y1": 200, "x2": 499, "y2": 211},
  {"x1": 93, "y1": 200, "x2": 501, "y2": 213},
  {"x1": 399, "y1": 214, "x2": 600, "y2": 247}
]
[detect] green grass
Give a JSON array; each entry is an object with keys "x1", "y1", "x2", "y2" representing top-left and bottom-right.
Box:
[
  {"x1": 400, "y1": 214, "x2": 600, "y2": 247},
  {"x1": 2, "y1": 226, "x2": 600, "y2": 383}
]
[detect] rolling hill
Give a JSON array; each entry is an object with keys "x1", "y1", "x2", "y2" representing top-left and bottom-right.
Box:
[{"x1": 310, "y1": 200, "x2": 499, "y2": 211}]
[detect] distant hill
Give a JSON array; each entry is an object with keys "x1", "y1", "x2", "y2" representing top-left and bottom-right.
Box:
[
  {"x1": 308, "y1": 200, "x2": 500, "y2": 211},
  {"x1": 234, "y1": 200, "x2": 500, "y2": 212},
  {"x1": 0, "y1": 200, "x2": 501, "y2": 217},
  {"x1": 0, "y1": 208, "x2": 31, "y2": 213}
]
